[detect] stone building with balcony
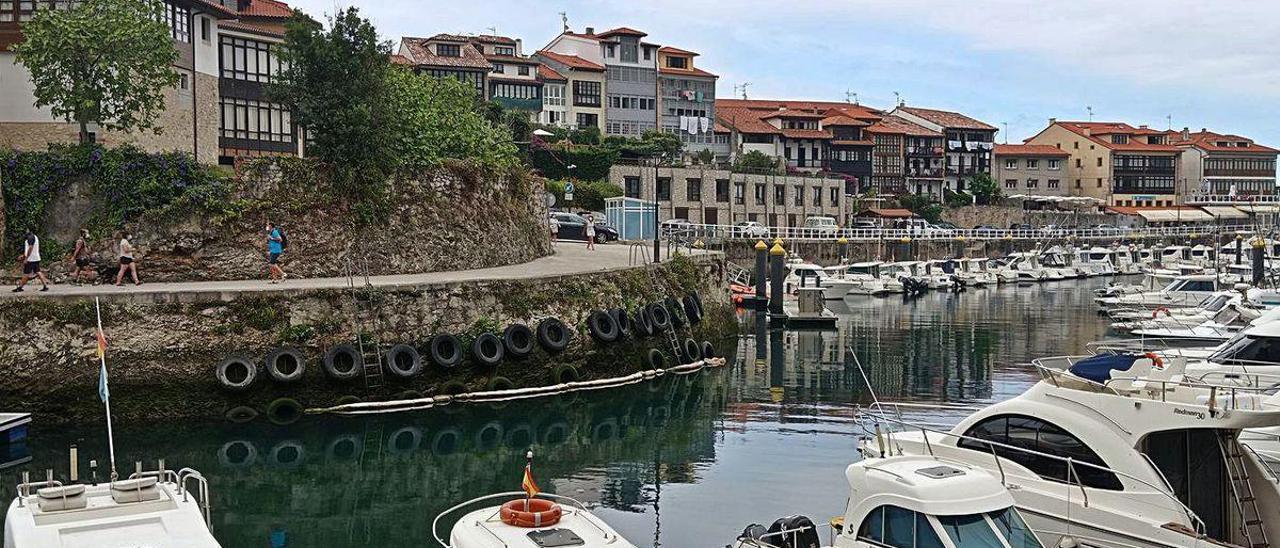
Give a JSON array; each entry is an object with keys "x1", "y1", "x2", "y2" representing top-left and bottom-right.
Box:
[
  {"x1": 398, "y1": 34, "x2": 491, "y2": 96},
  {"x1": 993, "y1": 144, "x2": 1071, "y2": 196},
  {"x1": 822, "y1": 113, "x2": 874, "y2": 195},
  {"x1": 656, "y1": 46, "x2": 726, "y2": 161},
  {"x1": 472, "y1": 34, "x2": 543, "y2": 119},
  {"x1": 533, "y1": 50, "x2": 606, "y2": 131},
  {"x1": 542, "y1": 26, "x2": 659, "y2": 137},
  {"x1": 866, "y1": 116, "x2": 944, "y2": 198},
  {"x1": 1167, "y1": 128, "x2": 1277, "y2": 198},
  {"x1": 714, "y1": 99, "x2": 882, "y2": 180},
  {"x1": 889, "y1": 105, "x2": 996, "y2": 193},
  {"x1": 608, "y1": 163, "x2": 848, "y2": 227},
  {"x1": 1024, "y1": 120, "x2": 1182, "y2": 207}
]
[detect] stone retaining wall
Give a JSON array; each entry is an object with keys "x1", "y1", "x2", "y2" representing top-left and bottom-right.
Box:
[{"x1": 0, "y1": 254, "x2": 731, "y2": 423}]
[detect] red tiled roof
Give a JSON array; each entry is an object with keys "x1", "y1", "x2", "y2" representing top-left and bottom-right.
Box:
[
  {"x1": 390, "y1": 54, "x2": 413, "y2": 66},
  {"x1": 219, "y1": 19, "x2": 285, "y2": 37},
  {"x1": 1053, "y1": 121, "x2": 1180, "y2": 152},
  {"x1": 713, "y1": 122, "x2": 731, "y2": 134},
  {"x1": 658, "y1": 65, "x2": 716, "y2": 78},
  {"x1": 715, "y1": 106, "x2": 781, "y2": 135},
  {"x1": 780, "y1": 129, "x2": 832, "y2": 140},
  {"x1": 400, "y1": 37, "x2": 492, "y2": 69},
  {"x1": 831, "y1": 139, "x2": 874, "y2": 146},
  {"x1": 485, "y1": 54, "x2": 539, "y2": 65},
  {"x1": 596, "y1": 27, "x2": 647, "y2": 38},
  {"x1": 822, "y1": 114, "x2": 870, "y2": 127},
  {"x1": 716, "y1": 99, "x2": 884, "y2": 122},
  {"x1": 1171, "y1": 130, "x2": 1278, "y2": 154},
  {"x1": 857, "y1": 208, "x2": 916, "y2": 218},
  {"x1": 238, "y1": 0, "x2": 292, "y2": 18},
  {"x1": 762, "y1": 110, "x2": 826, "y2": 120},
  {"x1": 866, "y1": 116, "x2": 941, "y2": 137},
  {"x1": 895, "y1": 106, "x2": 996, "y2": 131},
  {"x1": 537, "y1": 64, "x2": 566, "y2": 82},
  {"x1": 535, "y1": 50, "x2": 605, "y2": 72},
  {"x1": 658, "y1": 46, "x2": 698, "y2": 56},
  {"x1": 994, "y1": 144, "x2": 1070, "y2": 157},
  {"x1": 471, "y1": 34, "x2": 517, "y2": 45},
  {"x1": 190, "y1": 0, "x2": 239, "y2": 18}
]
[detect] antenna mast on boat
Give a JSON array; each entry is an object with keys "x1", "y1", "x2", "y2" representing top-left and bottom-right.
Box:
[{"x1": 94, "y1": 297, "x2": 117, "y2": 480}]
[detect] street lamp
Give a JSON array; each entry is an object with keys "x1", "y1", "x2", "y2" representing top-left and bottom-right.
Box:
[{"x1": 652, "y1": 157, "x2": 661, "y2": 263}]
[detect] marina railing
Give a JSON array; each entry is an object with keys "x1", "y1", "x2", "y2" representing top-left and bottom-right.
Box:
[
  {"x1": 651, "y1": 223, "x2": 1232, "y2": 244},
  {"x1": 1032, "y1": 361, "x2": 1280, "y2": 411}
]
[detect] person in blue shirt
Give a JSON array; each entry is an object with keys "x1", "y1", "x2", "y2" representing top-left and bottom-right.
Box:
[{"x1": 265, "y1": 221, "x2": 287, "y2": 283}]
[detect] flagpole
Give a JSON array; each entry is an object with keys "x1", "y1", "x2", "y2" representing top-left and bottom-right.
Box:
[{"x1": 95, "y1": 297, "x2": 117, "y2": 480}]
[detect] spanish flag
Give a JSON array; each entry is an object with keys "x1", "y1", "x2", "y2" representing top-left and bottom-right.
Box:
[{"x1": 521, "y1": 462, "x2": 540, "y2": 498}]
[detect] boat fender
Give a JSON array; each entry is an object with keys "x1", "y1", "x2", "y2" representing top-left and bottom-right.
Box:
[
  {"x1": 644, "y1": 348, "x2": 667, "y2": 371},
  {"x1": 587, "y1": 310, "x2": 620, "y2": 343},
  {"x1": 701, "y1": 341, "x2": 716, "y2": 360},
  {"x1": 610, "y1": 308, "x2": 632, "y2": 339},
  {"x1": 502, "y1": 324, "x2": 536, "y2": 358},
  {"x1": 766, "y1": 515, "x2": 820, "y2": 548},
  {"x1": 632, "y1": 305, "x2": 655, "y2": 337},
  {"x1": 648, "y1": 303, "x2": 671, "y2": 331},
  {"x1": 224, "y1": 406, "x2": 258, "y2": 424},
  {"x1": 476, "y1": 421, "x2": 505, "y2": 449},
  {"x1": 266, "y1": 397, "x2": 303, "y2": 426},
  {"x1": 1144, "y1": 351, "x2": 1165, "y2": 370},
  {"x1": 551, "y1": 364, "x2": 580, "y2": 385},
  {"x1": 665, "y1": 297, "x2": 687, "y2": 327},
  {"x1": 264, "y1": 347, "x2": 306, "y2": 383},
  {"x1": 216, "y1": 356, "x2": 258, "y2": 391},
  {"x1": 384, "y1": 344, "x2": 422, "y2": 379},
  {"x1": 682, "y1": 294, "x2": 703, "y2": 324},
  {"x1": 322, "y1": 344, "x2": 362, "y2": 381},
  {"x1": 1152, "y1": 307, "x2": 1171, "y2": 318},
  {"x1": 500, "y1": 498, "x2": 563, "y2": 528},
  {"x1": 536, "y1": 318, "x2": 572, "y2": 353},
  {"x1": 472, "y1": 333, "x2": 505, "y2": 367},
  {"x1": 268, "y1": 440, "x2": 305, "y2": 468},
  {"x1": 428, "y1": 335, "x2": 463, "y2": 369},
  {"x1": 325, "y1": 435, "x2": 362, "y2": 462},
  {"x1": 682, "y1": 338, "x2": 702, "y2": 363},
  {"x1": 486, "y1": 376, "x2": 516, "y2": 392},
  {"x1": 387, "y1": 426, "x2": 423, "y2": 455},
  {"x1": 217, "y1": 441, "x2": 257, "y2": 467}
]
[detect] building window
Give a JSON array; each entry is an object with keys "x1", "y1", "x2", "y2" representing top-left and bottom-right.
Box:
[
  {"x1": 220, "y1": 35, "x2": 286, "y2": 83},
  {"x1": 1110, "y1": 134, "x2": 1129, "y2": 144},
  {"x1": 958, "y1": 414, "x2": 1121, "y2": 490},
  {"x1": 490, "y1": 82, "x2": 541, "y2": 100},
  {"x1": 1048, "y1": 179, "x2": 1060, "y2": 190},
  {"x1": 161, "y1": 1, "x2": 190, "y2": 42},
  {"x1": 774, "y1": 185, "x2": 785, "y2": 205},
  {"x1": 437, "y1": 43, "x2": 461, "y2": 57},
  {"x1": 1097, "y1": 157, "x2": 1103, "y2": 167},
  {"x1": 573, "y1": 81, "x2": 601, "y2": 107},
  {"x1": 1004, "y1": 159, "x2": 1017, "y2": 169},
  {"x1": 656, "y1": 177, "x2": 671, "y2": 200},
  {"x1": 754, "y1": 183, "x2": 766, "y2": 205},
  {"x1": 624, "y1": 176, "x2": 641, "y2": 198},
  {"x1": 793, "y1": 185, "x2": 804, "y2": 206},
  {"x1": 544, "y1": 84, "x2": 565, "y2": 106},
  {"x1": 686, "y1": 178, "x2": 702, "y2": 201},
  {"x1": 1075, "y1": 158, "x2": 1082, "y2": 168},
  {"x1": 424, "y1": 68, "x2": 485, "y2": 94},
  {"x1": 1004, "y1": 179, "x2": 1017, "y2": 189},
  {"x1": 1026, "y1": 179, "x2": 1039, "y2": 189},
  {"x1": 575, "y1": 112, "x2": 598, "y2": 128},
  {"x1": 220, "y1": 97, "x2": 294, "y2": 144},
  {"x1": 495, "y1": 46, "x2": 514, "y2": 56},
  {"x1": 812, "y1": 186, "x2": 822, "y2": 206},
  {"x1": 492, "y1": 63, "x2": 505, "y2": 74},
  {"x1": 666, "y1": 57, "x2": 688, "y2": 69},
  {"x1": 830, "y1": 187, "x2": 840, "y2": 206},
  {"x1": 715, "y1": 179, "x2": 730, "y2": 202},
  {"x1": 518, "y1": 65, "x2": 530, "y2": 76},
  {"x1": 200, "y1": 16, "x2": 210, "y2": 41},
  {"x1": 620, "y1": 43, "x2": 638, "y2": 63},
  {"x1": 735, "y1": 182, "x2": 746, "y2": 205},
  {"x1": 1048, "y1": 159, "x2": 1060, "y2": 170},
  {"x1": 1026, "y1": 159, "x2": 1039, "y2": 169},
  {"x1": 1097, "y1": 178, "x2": 1103, "y2": 188}
]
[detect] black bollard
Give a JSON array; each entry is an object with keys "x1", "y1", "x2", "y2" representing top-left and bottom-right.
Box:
[
  {"x1": 769, "y1": 242, "x2": 786, "y2": 316},
  {"x1": 754, "y1": 240, "x2": 768, "y2": 307},
  {"x1": 1252, "y1": 239, "x2": 1266, "y2": 286},
  {"x1": 768, "y1": 325, "x2": 785, "y2": 401}
]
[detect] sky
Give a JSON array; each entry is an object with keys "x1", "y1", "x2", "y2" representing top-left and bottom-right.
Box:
[{"x1": 286, "y1": 0, "x2": 1280, "y2": 146}]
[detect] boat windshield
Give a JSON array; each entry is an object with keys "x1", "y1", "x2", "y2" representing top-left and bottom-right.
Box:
[
  {"x1": 1200, "y1": 295, "x2": 1230, "y2": 312},
  {"x1": 1207, "y1": 334, "x2": 1280, "y2": 364},
  {"x1": 936, "y1": 508, "x2": 1043, "y2": 548}
]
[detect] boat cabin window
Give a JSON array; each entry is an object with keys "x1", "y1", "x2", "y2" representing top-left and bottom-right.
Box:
[
  {"x1": 1201, "y1": 295, "x2": 1229, "y2": 312},
  {"x1": 856, "y1": 505, "x2": 945, "y2": 548},
  {"x1": 988, "y1": 507, "x2": 1041, "y2": 548},
  {"x1": 1180, "y1": 280, "x2": 1215, "y2": 292},
  {"x1": 1089, "y1": 252, "x2": 1108, "y2": 261},
  {"x1": 957, "y1": 414, "x2": 1122, "y2": 490},
  {"x1": 1208, "y1": 334, "x2": 1280, "y2": 364}
]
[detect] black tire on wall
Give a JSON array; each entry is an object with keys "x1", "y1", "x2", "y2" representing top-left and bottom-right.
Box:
[
  {"x1": 551, "y1": 364, "x2": 580, "y2": 385},
  {"x1": 644, "y1": 348, "x2": 667, "y2": 371},
  {"x1": 587, "y1": 310, "x2": 620, "y2": 343},
  {"x1": 682, "y1": 338, "x2": 702, "y2": 363},
  {"x1": 536, "y1": 318, "x2": 571, "y2": 353},
  {"x1": 384, "y1": 344, "x2": 422, "y2": 379},
  {"x1": 682, "y1": 294, "x2": 703, "y2": 324},
  {"x1": 472, "y1": 333, "x2": 505, "y2": 368},
  {"x1": 429, "y1": 335, "x2": 463, "y2": 369},
  {"x1": 701, "y1": 340, "x2": 716, "y2": 360},
  {"x1": 502, "y1": 324, "x2": 536, "y2": 358},
  {"x1": 216, "y1": 356, "x2": 258, "y2": 391},
  {"x1": 648, "y1": 303, "x2": 671, "y2": 331},
  {"x1": 611, "y1": 308, "x2": 632, "y2": 339},
  {"x1": 265, "y1": 347, "x2": 306, "y2": 383},
  {"x1": 665, "y1": 297, "x2": 687, "y2": 328},
  {"x1": 632, "y1": 306, "x2": 654, "y2": 337},
  {"x1": 323, "y1": 344, "x2": 362, "y2": 381}
]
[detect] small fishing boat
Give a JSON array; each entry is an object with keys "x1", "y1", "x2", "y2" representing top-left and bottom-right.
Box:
[{"x1": 435, "y1": 452, "x2": 637, "y2": 548}]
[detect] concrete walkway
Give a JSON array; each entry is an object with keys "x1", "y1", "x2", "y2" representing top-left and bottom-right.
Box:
[{"x1": 1, "y1": 242, "x2": 715, "y2": 302}]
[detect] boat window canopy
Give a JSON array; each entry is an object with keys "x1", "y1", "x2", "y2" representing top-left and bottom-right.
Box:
[{"x1": 957, "y1": 414, "x2": 1123, "y2": 490}]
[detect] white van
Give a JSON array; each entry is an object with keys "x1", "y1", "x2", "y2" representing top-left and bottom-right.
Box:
[{"x1": 804, "y1": 216, "x2": 839, "y2": 237}]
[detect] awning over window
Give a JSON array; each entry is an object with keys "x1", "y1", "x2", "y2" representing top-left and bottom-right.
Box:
[
  {"x1": 1136, "y1": 209, "x2": 1213, "y2": 222},
  {"x1": 1200, "y1": 206, "x2": 1249, "y2": 219}
]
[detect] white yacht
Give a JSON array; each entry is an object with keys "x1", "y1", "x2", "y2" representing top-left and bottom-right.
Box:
[
  {"x1": 1096, "y1": 274, "x2": 1227, "y2": 310},
  {"x1": 1077, "y1": 247, "x2": 1118, "y2": 277},
  {"x1": 833, "y1": 262, "x2": 901, "y2": 296},
  {"x1": 920, "y1": 260, "x2": 959, "y2": 290},
  {"x1": 784, "y1": 260, "x2": 855, "y2": 300},
  {"x1": 732, "y1": 455, "x2": 1046, "y2": 548},
  {"x1": 1128, "y1": 301, "x2": 1265, "y2": 342},
  {"x1": 955, "y1": 258, "x2": 999, "y2": 287},
  {"x1": 4, "y1": 463, "x2": 218, "y2": 548},
  {"x1": 883, "y1": 261, "x2": 930, "y2": 293},
  {"x1": 1000, "y1": 252, "x2": 1052, "y2": 282},
  {"x1": 864, "y1": 357, "x2": 1280, "y2": 548},
  {"x1": 435, "y1": 492, "x2": 637, "y2": 548},
  {"x1": 1113, "y1": 247, "x2": 1143, "y2": 275},
  {"x1": 1110, "y1": 290, "x2": 1241, "y2": 330}
]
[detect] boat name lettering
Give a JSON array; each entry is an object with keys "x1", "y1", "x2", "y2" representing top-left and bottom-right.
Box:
[{"x1": 1172, "y1": 407, "x2": 1206, "y2": 420}]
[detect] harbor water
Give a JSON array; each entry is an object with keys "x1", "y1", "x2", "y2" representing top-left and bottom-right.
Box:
[{"x1": 5, "y1": 278, "x2": 1114, "y2": 547}]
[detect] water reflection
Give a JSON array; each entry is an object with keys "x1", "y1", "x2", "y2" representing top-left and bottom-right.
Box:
[{"x1": 7, "y1": 279, "x2": 1115, "y2": 547}]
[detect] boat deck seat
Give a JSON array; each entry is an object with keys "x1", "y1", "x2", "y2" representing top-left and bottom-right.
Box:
[
  {"x1": 36, "y1": 484, "x2": 87, "y2": 511},
  {"x1": 110, "y1": 476, "x2": 161, "y2": 503}
]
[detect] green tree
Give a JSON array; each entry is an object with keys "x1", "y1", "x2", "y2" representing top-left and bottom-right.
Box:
[
  {"x1": 967, "y1": 172, "x2": 1001, "y2": 205},
  {"x1": 733, "y1": 150, "x2": 780, "y2": 173},
  {"x1": 898, "y1": 193, "x2": 944, "y2": 223},
  {"x1": 386, "y1": 69, "x2": 517, "y2": 169},
  {"x1": 272, "y1": 8, "x2": 397, "y2": 201},
  {"x1": 544, "y1": 179, "x2": 622, "y2": 212},
  {"x1": 13, "y1": 0, "x2": 179, "y2": 144}
]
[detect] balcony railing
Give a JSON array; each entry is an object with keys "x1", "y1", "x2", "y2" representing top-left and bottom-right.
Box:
[{"x1": 905, "y1": 146, "x2": 943, "y2": 156}]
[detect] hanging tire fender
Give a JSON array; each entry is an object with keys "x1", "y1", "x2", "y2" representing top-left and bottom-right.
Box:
[
  {"x1": 632, "y1": 306, "x2": 654, "y2": 337},
  {"x1": 216, "y1": 355, "x2": 258, "y2": 392},
  {"x1": 323, "y1": 344, "x2": 362, "y2": 381},
  {"x1": 648, "y1": 303, "x2": 671, "y2": 331},
  {"x1": 428, "y1": 335, "x2": 463, "y2": 368},
  {"x1": 502, "y1": 324, "x2": 536, "y2": 358},
  {"x1": 610, "y1": 308, "x2": 632, "y2": 339},
  {"x1": 472, "y1": 333, "x2": 505, "y2": 367},
  {"x1": 587, "y1": 310, "x2": 620, "y2": 343},
  {"x1": 264, "y1": 347, "x2": 306, "y2": 383},
  {"x1": 384, "y1": 344, "x2": 422, "y2": 379},
  {"x1": 536, "y1": 318, "x2": 571, "y2": 352}
]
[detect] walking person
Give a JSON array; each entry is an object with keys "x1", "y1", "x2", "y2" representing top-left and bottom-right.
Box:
[
  {"x1": 584, "y1": 214, "x2": 597, "y2": 251},
  {"x1": 265, "y1": 221, "x2": 287, "y2": 283},
  {"x1": 12, "y1": 232, "x2": 49, "y2": 292},
  {"x1": 114, "y1": 232, "x2": 140, "y2": 287},
  {"x1": 68, "y1": 229, "x2": 92, "y2": 286},
  {"x1": 549, "y1": 214, "x2": 559, "y2": 243}
]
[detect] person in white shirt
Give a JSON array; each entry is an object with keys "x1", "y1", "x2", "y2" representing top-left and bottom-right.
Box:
[
  {"x1": 13, "y1": 232, "x2": 50, "y2": 292},
  {"x1": 584, "y1": 214, "x2": 597, "y2": 251},
  {"x1": 549, "y1": 214, "x2": 559, "y2": 243},
  {"x1": 114, "y1": 233, "x2": 140, "y2": 287}
]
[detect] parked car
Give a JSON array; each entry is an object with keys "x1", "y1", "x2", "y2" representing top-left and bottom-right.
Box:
[
  {"x1": 1008, "y1": 223, "x2": 1034, "y2": 231},
  {"x1": 804, "y1": 216, "x2": 840, "y2": 237},
  {"x1": 735, "y1": 221, "x2": 770, "y2": 239},
  {"x1": 851, "y1": 219, "x2": 879, "y2": 230},
  {"x1": 550, "y1": 212, "x2": 614, "y2": 243},
  {"x1": 660, "y1": 218, "x2": 695, "y2": 240},
  {"x1": 973, "y1": 225, "x2": 1001, "y2": 236}
]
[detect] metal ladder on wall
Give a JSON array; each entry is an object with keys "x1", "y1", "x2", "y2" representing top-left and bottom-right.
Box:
[
  {"x1": 345, "y1": 256, "x2": 385, "y2": 392},
  {"x1": 344, "y1": 417, "x2": 386, "y2": 545},
  {"x1": 1219, "y1": 432, "x2": 1270, "y2": 548},
  {"x1": 645, "y1": 267, "x2": 692, "y2": 363}
]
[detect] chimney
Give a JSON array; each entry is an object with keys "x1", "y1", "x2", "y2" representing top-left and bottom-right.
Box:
[
  {"x1": 1201, "y1": 128, "x2": 1207, "y2": 133},
  {"x1": 1182, "y1": 127, "x2": 1190, "y2": 140},
  {"x1": 585, "y1": 26, "x2": 595, "y2": 35},
  {"x1": 515, "y1": 38, "x2": 523, "y2": 55},
  {"x1": 1049, "y1": 117, "x2": 1056, "y2": 124},
  {"x1": 1082, "y1": 127, "x2": 1091, "y2": 136},
  {"x1": 1139, "y1": 124, "x2": 1148, "y2": 129}
]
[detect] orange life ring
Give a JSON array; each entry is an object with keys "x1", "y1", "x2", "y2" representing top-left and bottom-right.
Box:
[
  {"x1": 1152, "y1": 307, "x2": 1171, "y2": 318},
  {"x1": 500, "y1": 498, "x2": 562, "y2": 528},
  {"x1": 1144, "y1": 352, "x2": 1165, "y2": 369}
]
